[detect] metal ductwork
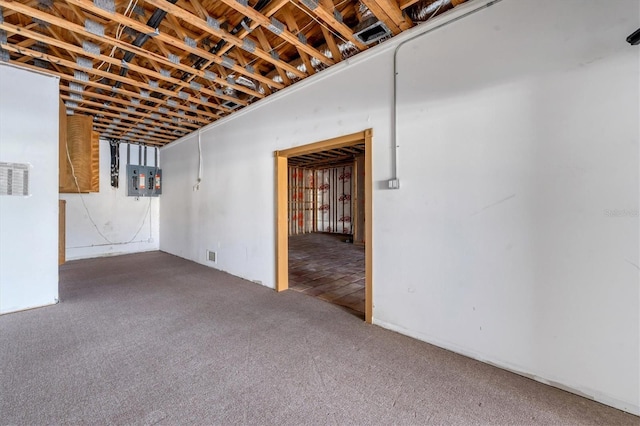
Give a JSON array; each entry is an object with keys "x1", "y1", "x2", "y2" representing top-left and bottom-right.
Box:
[
  {"x1": 353, "y1": 1, "x2": 392, "y2": 45},
  {"x1": 407, "y1": 0, "x2": 455, "y2": 22}
]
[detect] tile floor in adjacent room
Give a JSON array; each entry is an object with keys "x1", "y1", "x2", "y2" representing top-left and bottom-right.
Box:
[{"x1": 288, "y1": 233, "x2": 365, "y2": 318}]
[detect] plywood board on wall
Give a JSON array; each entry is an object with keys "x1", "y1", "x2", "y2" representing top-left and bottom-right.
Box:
[
  {"x1": 90, "y1": 131, "x2": 99, "y2": 192},
  {"x1": 58, "y1": 99, "x2": 72, "y2": 190},
  {"x1": 59, "y1": 115, "x2": 99, "y2": 193}
]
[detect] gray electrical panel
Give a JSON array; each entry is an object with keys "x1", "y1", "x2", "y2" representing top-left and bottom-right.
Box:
[{"x1": 127, "y1": 164, "x2": 162, "y2": 197}]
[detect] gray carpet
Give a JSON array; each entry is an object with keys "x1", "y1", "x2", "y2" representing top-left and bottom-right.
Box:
[{"x1": 0, "y1": 251, "x2": 636, "y2": 425}]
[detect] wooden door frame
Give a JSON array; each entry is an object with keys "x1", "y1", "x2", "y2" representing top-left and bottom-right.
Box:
[{"x1": 275, "y1": 129, "x2": 373, "y2": 323}]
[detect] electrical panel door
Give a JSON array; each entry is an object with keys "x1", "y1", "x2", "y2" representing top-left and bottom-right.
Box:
[{"x1": 127, "y1": 165, "x2": 162, "y2": 197}]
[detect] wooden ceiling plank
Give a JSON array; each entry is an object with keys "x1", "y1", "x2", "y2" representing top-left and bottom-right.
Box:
[
  {"x1": 215, "y1": 0, "x2": 334, "y2": 67},
  {"x1": 141, "y1": 0, "x2": 306, "y2": 79},
  {"x1": 292, "y1": 0, "x2": 367, "y2": 51},
  {"x1": 57, "y1": 0, "x2": 284, "y2": 90}
]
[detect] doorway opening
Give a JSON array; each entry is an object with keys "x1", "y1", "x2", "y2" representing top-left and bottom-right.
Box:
[{"x1": 275, "y1": 130, "x2": 373, "y2": 323}]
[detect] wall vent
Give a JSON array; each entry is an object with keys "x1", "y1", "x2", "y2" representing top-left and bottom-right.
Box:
[
  {"x1": 354, "y1": 20, "x2": 391, "y2": 45},
  {"x1": 221, "y1": 99, "x2": 241, "y2": 110},
  {"x1": 207, "y1": 250, "x2": 217, "y2": 262},
  {"x1": 0, "y1": 162, "x2": 30, "y2": 196}
]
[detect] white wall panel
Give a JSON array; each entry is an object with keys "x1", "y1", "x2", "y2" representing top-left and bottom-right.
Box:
[
  {"x1": 160, "y1": 0, "x2": 639, "y2": 414},
  {"x1": 0, "y1": 63, "x2": 59, "y2": 314}
]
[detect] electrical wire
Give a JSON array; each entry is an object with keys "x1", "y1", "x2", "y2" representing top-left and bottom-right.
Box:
[
  {"x1": 65, "y1": 140, "x2": 153, "y2": 245},
  {"x1": 288, "y1": 0, "x2": 350, "y2": 45},
  {"x1": 94, "y1": 0, "x2": 139, "y2": 74},
  {"x1": 427, "y1": 0, "x2": 445, "y2": 21}
]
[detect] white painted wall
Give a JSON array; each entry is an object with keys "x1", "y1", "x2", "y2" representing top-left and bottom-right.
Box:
[
  {"x1": 60, "y1": 141, "x2": 159, "y2": 260},
  {"x1": 0, "y1": 63, "x2": 60, "y2": 314},
  {"x1": 160, "y1": 0, "x2": 639, "y2": 414}
]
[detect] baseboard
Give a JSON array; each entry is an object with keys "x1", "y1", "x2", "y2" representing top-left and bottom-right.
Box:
[{"x1": 65, "y1": 247, "x2": 159, "y2": 261}]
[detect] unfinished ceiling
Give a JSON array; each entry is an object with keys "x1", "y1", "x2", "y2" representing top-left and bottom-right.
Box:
[
  {"x1": 0, "y1": 0, "x2": 469, "y2": 146},
  {"x1": 288, "y1": 142, "x2": 364, "y2": 168}
]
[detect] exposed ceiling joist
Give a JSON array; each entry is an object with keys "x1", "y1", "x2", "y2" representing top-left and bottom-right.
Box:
[{"x1": 0, "y1": 0, "x2": 471, "y2": 145}]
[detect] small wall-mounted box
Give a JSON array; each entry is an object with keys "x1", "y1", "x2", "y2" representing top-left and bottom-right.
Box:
[{"x1": 127, "y1": 165, "x2": 162, "y2": 197}]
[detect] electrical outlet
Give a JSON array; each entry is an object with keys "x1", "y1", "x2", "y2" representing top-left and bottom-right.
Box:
[{"x1": 207, "y1": 250, "x2": 217, "y2": 262}]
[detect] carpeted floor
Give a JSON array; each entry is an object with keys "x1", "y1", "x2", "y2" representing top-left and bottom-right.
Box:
[{"x1": 0, "y1": 251, "x2": 636, "y2": 425}]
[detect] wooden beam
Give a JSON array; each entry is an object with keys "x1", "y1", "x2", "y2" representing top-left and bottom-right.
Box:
[
  {"x1": 91, "y1": 118, "x2": 186, "y2": 142},
  {"x1": 254, "y1": 27, "x2": 291, "y2": 85},
  {"x1": 57, "y1": 0, "x2": 284, "y2": 90},
  {"x1": 91, "y1": 121, "x2": 185, "y2": 145},
  {"x1": 371, "y1": 0, "x2": 412, "y2": 30},
  {"x1": 59, "y1": 93, "x2": 198, "y2": 133},
  {"x1": 63, "y1": 101, "x2": 194, "y2": 136},
  {"x1": 399, "y1": 0, "x2": 422, "y2": 10},
  {"x1": 166, "y1": 13, "x2": 187, "y2": 40},
  {"x1": 216, "y1": 0, "x2": 334, "y2": 67},
  {"x1": 215, "y1": 0, "x2": 290, "y2": 58},
  {"x1": 0, "y1": 0, "x2": 267, "y2": 101},
  {"x1": 320, "y1": 25, "x2": 342, "y2": 63},
  {"x1": 184, "y1": 0, "x2": 290, "y2": 88},
  {"x1": 17, "y1": 58, "x2": 213, "y2": 128},
  {"x1": 0, "y1": 42, "x2": 222, "y2": 123},
  {"x1": 142, "y1": 0, "x2": 307, "y2": 78},
  {"x1": 186, "y1": 0, "x2": 210, "y2": 20},
  {"x1": 0, "y1": 21, "x2": 237, "y2": 114},
  {"x1": 359, "y1": 0, "x2": 401, "y2": 35},
  {"x1": 281, "y1": 4, "x2": 315, "y2": 75},
  {"x1": 292, "y1": 0, "x2": 367, "y2": 50}
]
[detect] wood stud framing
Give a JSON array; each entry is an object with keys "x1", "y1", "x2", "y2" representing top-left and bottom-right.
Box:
[{"x1": 0, "y1": 0, "x2": 468, "y2": 145}]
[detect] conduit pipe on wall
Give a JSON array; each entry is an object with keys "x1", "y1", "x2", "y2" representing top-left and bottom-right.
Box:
[
  {"x1": 193, "y1": 129, "x2": 203, "y2": 191},
  {"x1": 389, "y1": 0, "x2": 501, "y2": 189}
]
